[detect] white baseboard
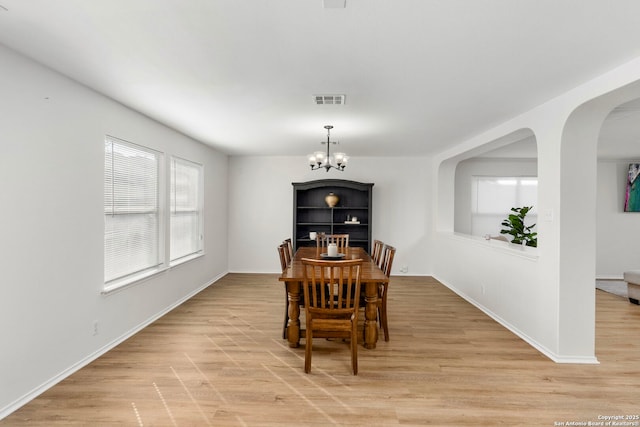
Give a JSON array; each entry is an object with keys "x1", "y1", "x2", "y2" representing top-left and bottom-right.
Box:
[
  {"x1": 433, "y1": 275, "x2": 599, "y2": 365},
  {"x1": 596, "y1": 275, "x2": 625, "y2": 281},
  {"x1": 0, "y1": 271, "x2": 227, "y2": 421}
]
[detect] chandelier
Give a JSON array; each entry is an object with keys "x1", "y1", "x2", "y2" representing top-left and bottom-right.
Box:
[{"x1": 308, "y1": 125, "x2": 348, "y2": 172}]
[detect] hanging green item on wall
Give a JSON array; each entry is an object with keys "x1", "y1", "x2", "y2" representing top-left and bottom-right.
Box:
[{"x1": 500, "y1": 206, "x2": 537, "y2": 247}]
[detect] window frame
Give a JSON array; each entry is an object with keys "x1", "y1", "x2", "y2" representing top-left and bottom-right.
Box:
[
  {"x1": 470, "y1": 175, "x2": 538, "y2": 238},
  {"x1": 169, "y1": 155, "x2": 205, "y2": 266},
  {"x1": 104, "y1": 136, "x2": 166, "y2": 292},
  {"x1": 103, "y1": 135, "x2": 207, "y2": 293}
]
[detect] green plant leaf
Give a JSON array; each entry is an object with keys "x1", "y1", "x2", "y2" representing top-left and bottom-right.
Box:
[{"x1": 500, "y1": 205, "x2": 537, "y2": 247}]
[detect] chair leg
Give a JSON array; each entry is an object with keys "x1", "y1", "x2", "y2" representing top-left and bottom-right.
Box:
[
  {"x1": 377, "y1": 283, "x2": 384, "y2": 329},
  {"x1": 305, "y1": 329, "x2": 313, "y2": 373},
  {"x1": 381, "y1": 284, "x2": 389, "y2": 342},
  {"x1": 283, "y1": 288, "x2": 289, "y2": 339},
  {"x1": 351, "y1": 323, "x2": 358, "y2": 375}
]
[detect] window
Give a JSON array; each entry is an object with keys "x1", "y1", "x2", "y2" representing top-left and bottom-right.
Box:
[
  {"x1": 170, "y1": 157, "x2": 203, "y2": 263},
  {"x1": 471, "y1": 176, "x2": 538, "y2": 237},
  {"x1": 104, "y1": 137, "x2": 206, "y2": 291},
  {"x1": 104, "y1": 136, "x2": 162, "y2": 286}
]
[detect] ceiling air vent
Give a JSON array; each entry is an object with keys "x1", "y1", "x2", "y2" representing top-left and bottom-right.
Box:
[{"x1": 313, "y1": 94, "x2": 346, "y2": 105}]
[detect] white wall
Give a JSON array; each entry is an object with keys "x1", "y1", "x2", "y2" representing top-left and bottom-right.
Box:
[
  {"x1": 432, "y1": 56, "x2": 640, "y2": 363},
  {"x1": 227, "y1": 156, "x2": 432, "y2": 276},
  {"x1": 0, "y1": 45, "x2": 228, "y2": 417},
  {"x1": 596, "y1": 159, "x2": 640, "y2": 277}
]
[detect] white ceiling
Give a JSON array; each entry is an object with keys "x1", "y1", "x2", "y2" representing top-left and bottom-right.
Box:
[
  {"x1": 480, "y1": 96, "x2": 640, "y2": 159},
  {"x1": 1, "y1": 0, "x2": 640, "y2": 158}
]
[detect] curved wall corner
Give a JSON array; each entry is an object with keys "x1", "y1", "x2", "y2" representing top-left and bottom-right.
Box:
[{"x1": 557, "y1": 80, "x2": 640, "y2": 356}]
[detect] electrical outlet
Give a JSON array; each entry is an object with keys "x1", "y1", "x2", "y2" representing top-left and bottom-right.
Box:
[
  {"x1": 400, "y1": 265, "x2": 408, "y2": 273},
  {"x1": 93, "y1": 321, "x2": 99, "y2": 336}
]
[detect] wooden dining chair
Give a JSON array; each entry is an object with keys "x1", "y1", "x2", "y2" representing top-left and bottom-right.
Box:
[
  {"x1": 301, "y1": 258, "x2": 363, "y2": 375},
  {"x1": 371, "y1": 239, "x2": 384, "y2": 266},
  {"x1": 315, "y1": 232, "x2": 327, "y2": 249},
  {"x1": 327, "y1": 234, "x2": 349, "y2": 252},
  {"x1": 283, "y1": 238, "x2": 294, "y2": 260},
  {"x1": 377, "y1": 244, "x2": 396, "y2": 342},
  {"x1": 282, "y1": 240, "x2": 292, "y2": 265},
  {"x1": 278, "y1": 244, "x2": 289, "y2": 339}
]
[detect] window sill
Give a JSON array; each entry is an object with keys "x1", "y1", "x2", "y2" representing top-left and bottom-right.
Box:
[
  {"x1": 101, "y1": 252, "x2": 205, "y2": 296},
  {"x1": 102, "y1": 267, "x2": 167, "y2": 295},
  {"x1": 446, "y1": 232, "x2": 539, "y2": 261},
  {"x1": 169, "y1": 251, "x2": 204, "y2": 268}
]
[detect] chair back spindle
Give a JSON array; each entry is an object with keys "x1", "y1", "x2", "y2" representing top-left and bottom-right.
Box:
[
  {"x1": 283, "y1": 238, "x2": 294, "y2": 260},
  {"x1": 315, "y1": 232, "x2": 327, "y2": 249},
  {"x1": 372, "y1": 239, "x2": 384, "y2": 266},
  {"x1": 326, "y1": 234, "x2": 349, "y2": 252},
  {"x1": 278, "y1": 244, "x2": 288, "y2": 272},
  {"x1": 380, "y1": 245, "x2": 396, "y2": 277}
]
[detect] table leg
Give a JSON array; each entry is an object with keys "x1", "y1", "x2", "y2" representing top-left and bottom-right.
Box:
[
  {"x1": 364, "y1": 282, "x2": 378, "y2": 349},
  {"x1": 286, "y1": 281, "x2": 301, "y2": 348}
]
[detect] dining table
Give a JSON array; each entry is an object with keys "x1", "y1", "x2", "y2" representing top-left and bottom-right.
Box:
[{"x1": 278, "y1": 246, "x2": 389, "y2": 349}]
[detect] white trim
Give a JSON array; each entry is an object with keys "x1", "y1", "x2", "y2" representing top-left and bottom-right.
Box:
[
  {"x1": 169, "y1": 251, "x2": 205, "y2": 268},
  {"x1": 434, "y1": 274, "x2": 599, "y2": 365},
  {"x1": 596, "y1": 276, "x2": 625, "y2": 281},
  {"x1": 449, "y1": 232, "x2": 539, "y2": 261},
  {"x1": 169, "y1": 156, "x2": 204, "y2": 263},
  {"x1": 101, "y1": 266, "x2": 168, "y2": 295},
  {"x1": 0, "y1": 272, "x2": 228, "y2": 420},
  {"x1": 103, "y1": 135, "x2": 164, "y2": 286}
]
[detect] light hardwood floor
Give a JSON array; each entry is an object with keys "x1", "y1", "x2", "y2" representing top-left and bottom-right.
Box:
[{"x1": 3, "y1": 274, "x2": 640, "y2": 426}]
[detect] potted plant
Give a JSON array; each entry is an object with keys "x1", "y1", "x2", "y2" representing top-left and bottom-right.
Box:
[{"x1": 500, "y1": 206, "x2": 537, "y2": 247}]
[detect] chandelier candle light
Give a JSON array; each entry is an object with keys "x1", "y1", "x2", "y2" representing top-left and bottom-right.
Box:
[{"x1": 308, "y1": 125, "x2": 348, "y2": 172}]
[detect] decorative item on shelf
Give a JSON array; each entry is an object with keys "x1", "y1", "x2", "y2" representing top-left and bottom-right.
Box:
[
  {"x1": 344, "y1": 215, "x2": 360, "y2": 224},
  {"x1": 325, "y1": 192, "x2": 339, "y2": 207},
  {"x1": 309, "y1": 231, "x2": 317, "y2": 241},
  {"x1": 307, "y1": 125, "x2": 348, "y2": 172},
  {"x1": 500, "y1": 206, "x2": 537, "y2": 247}
]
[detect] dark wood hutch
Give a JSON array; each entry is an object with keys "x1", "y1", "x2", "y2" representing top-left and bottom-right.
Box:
[{"x1": 292, "y1": 179, "x2": 374, "y2": 252}]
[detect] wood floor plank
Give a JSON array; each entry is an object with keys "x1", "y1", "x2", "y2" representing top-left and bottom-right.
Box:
[{"x1": 2, "y1": 274, "x2": 640, "y2": 426}]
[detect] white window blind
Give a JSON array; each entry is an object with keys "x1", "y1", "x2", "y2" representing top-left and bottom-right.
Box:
[
  {"x1": 104, "y1": 137, "x2": 161, "y2": 284},
  {"x1": 170, "y1": 157, "x2": 203, "y2": 263},
  {"x1": 471, "y1": 176, "x2": 538, "y2": 237}
]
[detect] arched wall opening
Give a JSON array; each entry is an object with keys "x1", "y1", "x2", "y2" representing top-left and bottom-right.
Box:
[
  {"x1": 431, "y1": 65, "x2": 640, "y2": 362},
  {"x1": 436, "y1": 128, "x2": 536, "y2": 234},
  {"x1": 432, "y1": 128, "x2": 550, "y2": 358},
  {"x1": 559, "y1": 81, "x2": 640, "y2": 357},
  {"x1": 453, "y1": 130, "x2": 538, "y2": 240},
  {"x1": 595, "y1": 98, "x2": 640, "y2": 279}
]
